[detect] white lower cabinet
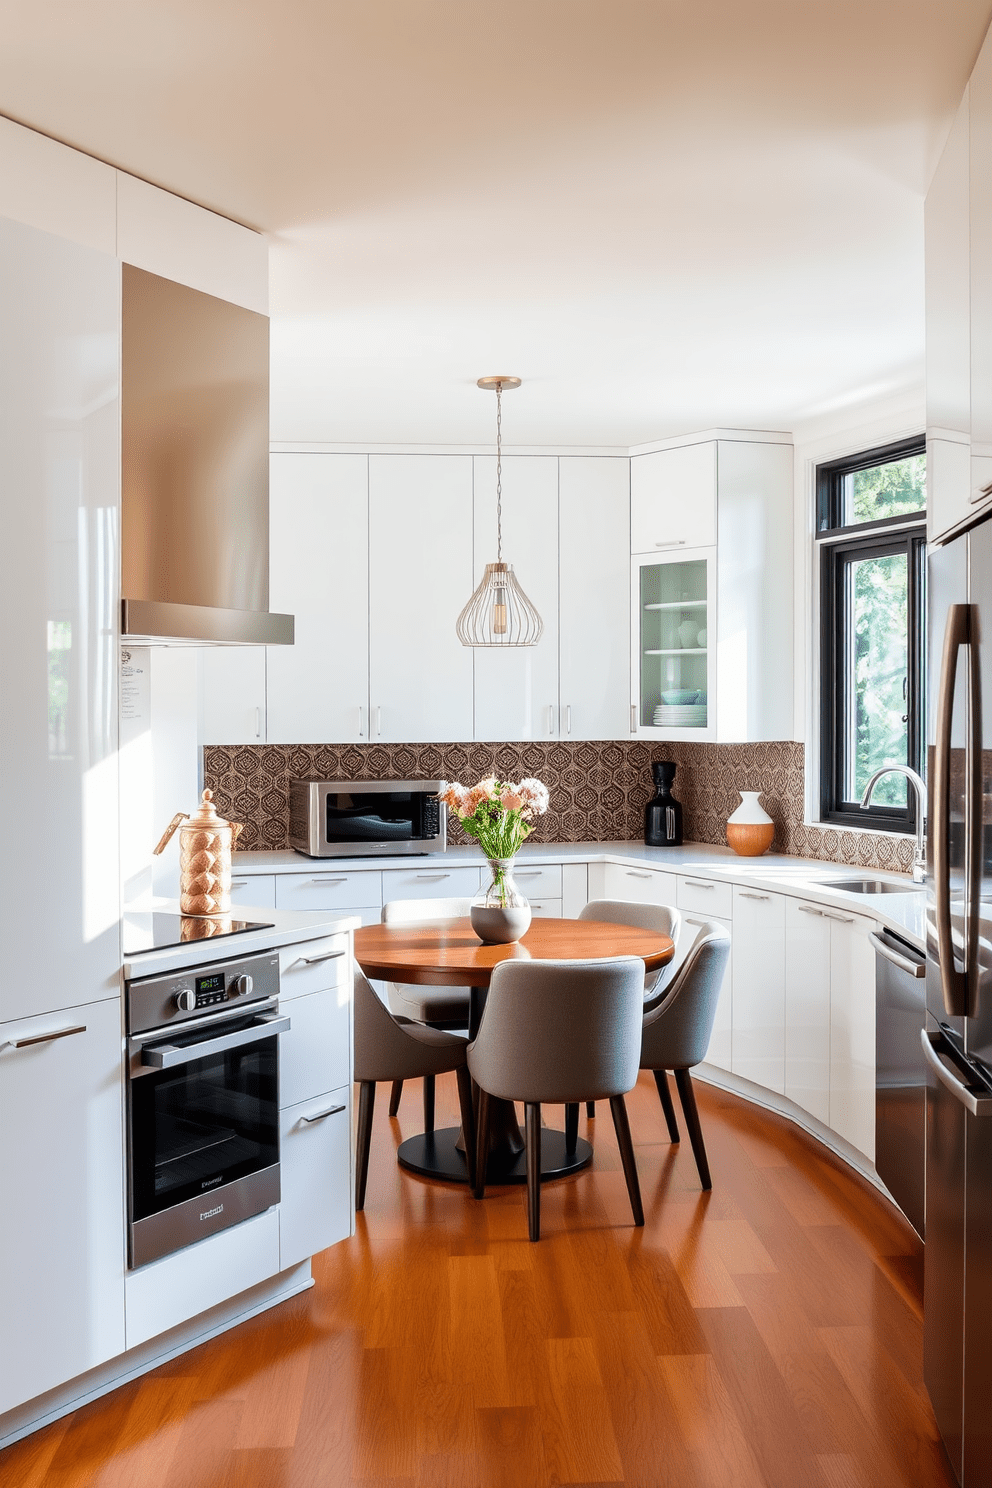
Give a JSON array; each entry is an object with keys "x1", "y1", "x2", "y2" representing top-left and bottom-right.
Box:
[
  {"x1": 731, "y1": 887, "x2": 786, "y2": 1093},
  {"x1": 590, "y1": 861, "x2": 678, "y2": 907},
  {"x1": 828, "y1": 910, "x2": 876, "y2": 1161},
  {"x1": 784, "y1": 900, "x2": 831, "y2": 1124},
  {"x1": 681, "y1": 911, "x2": 732, "y2": 1071},
  {"x1": 381, "y1": 865, "x2": 481, "y2": 904},
  {"x1": 229, "y1": 873, "x2": 277, "y2": 910},
  {"x1": 276, "y1": 870, "x2": 381, "y2": 913},
  {"x1": 1, "y1": 1000, "x2": 125, "y2": 1414},
  {"x1": 279, "y1": 1086, "x2": 352, "y2": 1269},
  {"x1": 529, "y1": 899, "x2": 563, "y2": 917}
]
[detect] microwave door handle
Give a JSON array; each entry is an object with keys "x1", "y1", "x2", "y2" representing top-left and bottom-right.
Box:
[
  {"x1": 934, "y1": 603, "x2": 973, "y2": 1017},
  {"x1": 141, "y1": 1012, "x2": 292, "y2": 1070}
]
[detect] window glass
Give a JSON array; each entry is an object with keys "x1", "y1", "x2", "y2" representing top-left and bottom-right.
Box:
[
  {"x1": 843, "y1": 550, "x2": 908, "y2": 807},
  {"x1": 841, "y1": 453, "x2": 926, "y2": 528}
]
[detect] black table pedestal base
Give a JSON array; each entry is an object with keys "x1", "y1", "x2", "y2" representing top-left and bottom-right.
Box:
[{"x1": 397, "y1": 1125, "x2": 593, "y2": 1186}]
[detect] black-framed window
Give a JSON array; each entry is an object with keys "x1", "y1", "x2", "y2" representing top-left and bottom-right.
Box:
[{"x1": 818, "y1": 437, "x2": 926, "y2": 833}]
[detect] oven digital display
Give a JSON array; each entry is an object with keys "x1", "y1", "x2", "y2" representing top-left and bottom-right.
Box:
[{"x1": 195, "y1": 972, "x2": 226, "y2": 1006}]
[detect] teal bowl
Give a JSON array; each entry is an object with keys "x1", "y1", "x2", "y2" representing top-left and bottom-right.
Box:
[{"x1": 661, "y1": 689, "x2": 699, "y2": 705}]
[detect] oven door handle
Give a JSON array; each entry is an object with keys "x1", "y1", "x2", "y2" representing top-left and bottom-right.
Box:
[{"x1": 141, "y1": 1012, "x2": 292, "y2": 1069}]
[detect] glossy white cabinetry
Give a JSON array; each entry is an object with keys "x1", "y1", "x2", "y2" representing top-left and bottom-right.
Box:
[
  {"x1": 230, "y1": 873, "x2": 277, "y2": 909},
  {"x1": 1, "y1": 1000, "x2": 125, "y2": 1414},
  {"x1": 200, "y1": 647, "x2": 267, "y2": 745},
  {"x1": 630, "y1": 438, "x2": 792, "y2": 742},
  {"x1": 267, "y1": 453, "x2": 369, "y2": 744},
  {"x1": 382, "y1": 865, "x2": 482, "y2": 903},
  {"x1": 828, "y1": 910, "x2": 876, "y2": 1161},
  {"x1": 731, "y1": 887, "x2": 786, "y2": 1093},
  {"x1": 0, "y1": 215, "x2": 121, "y2": 1023},
  {"x1": 472, "y1": 456, "x2": 559, "y2": 740},
  {"x1": 562, "y1": 863, "x2": 590, "y2": 918},
  {"x1": 630, "y1": 442, "x2": 717, "y2": 552},
  {"x1": 369, "y1": 455, "x2": 474, "y2": 742},
  {"x1": 784, "y1": 900, "x2": 832, "y2": 1124},
  {"x1": 590, "y1": 861, "x2": 678, "y2": 907},
  {"x1": 280, "y1": 1088, "x2": 352, "y2": 1269},
  {"x1": 281, "y1": 981, "x2": 351, "y2": 1103},
  {"x1": 926, "y1": 84, "x2": 973, "y2": 543},
  {"x1": 559, "y1": 457, "x2": 631, "y2": 740},
  {"x1": 677, "y1": 875, "x2": 733, "y2": 921},
  {"x1": 276, "y1": 871, "x2": 382, "y2": 913}
]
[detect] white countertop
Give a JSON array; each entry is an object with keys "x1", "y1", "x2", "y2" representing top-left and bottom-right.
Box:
[
  {"x1": 233, "y1": 839, "x2": 928, "y2": 950},
  {"x1": 123, "y1": 901, "x2": 360, "y2": 980}
]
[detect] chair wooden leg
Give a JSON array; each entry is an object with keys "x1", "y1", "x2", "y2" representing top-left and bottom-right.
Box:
[
  {"x1": 473, "y1": 1088, "x2": 491, "y2": 1200},
  {"x1": 674, "y1": 1068, "x2": 711, "y2": 1190},
  {"x1": 609, "y1": 1094, "x2": 644, "y2": 1226},
  {"x1": 455, "y1": 1065, "x2": 477, "y2": 1189},
  {"x1": 586, "y1": 1101, "x2": 596, "y2": 1118},
  {"x1": 423, "y1": 1074, "x2": 436, "y2": 1135},
  {"x1": 525, "y1": 1102, "x2": 542, "y2": 1241},
  {"x1": 653, "y1": 1068, "x2": 680, "y2": 1144},
  {"x1": 388, "y1": 1079, "x2": 403, "y2": 1117},
  {"x1": 355, "y1": 1081, "x2": 376, "y2": 1212},
  {"x1": 564, "y1": 1102, "x2": 579, "y2": 1154}
]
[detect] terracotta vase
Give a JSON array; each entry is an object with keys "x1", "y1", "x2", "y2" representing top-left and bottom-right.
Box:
[{"x1": 726, "y1": 791, "x2": 775, "y2": 857}]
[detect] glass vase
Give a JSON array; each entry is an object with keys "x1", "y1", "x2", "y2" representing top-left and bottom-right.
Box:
[{"x1": 470, "y1": 858, "x2": 532, "y2": 944}]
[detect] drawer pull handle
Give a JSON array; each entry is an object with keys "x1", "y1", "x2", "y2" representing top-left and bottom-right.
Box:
[
  {"x1": 415, "y1": 872, "x2": 450, "y2": 880},
  {"x1": 626, "y1": 871, "x2": 652, "y2": 879},
  {"x1": 1, "y1": 1023, "x2": 86, "y2": 1051},
  {"x1": 308, "y1": 877, "x2": 348, "y2": 885},
  {"x1": 231, "y1": 880, "x2": 249, "y2": 888},
  {"x1": 296, "y1": 949, "x2": 345, "y2": 966},
  {"x1": 301, "y1": 1103, "x2": 347, "y2": 1124},
  {"x1": 653, "y1": 540, "x2": 687, "y2": 548},
  {"x1": 798, "y1": 904, "x2": 823, "y2": 917},
  {"x1": 823, "y1": 910, "x2": 854, "y2": 924},
  {"x1": 739, "y1": 891, "x2": 770, "y2": 901},
  {"x1": 684, "y1": 879, "x2": 715, "y2": 889},
  {"x1": 514, "y1": 870, "x2": 543, "y2": 878}
]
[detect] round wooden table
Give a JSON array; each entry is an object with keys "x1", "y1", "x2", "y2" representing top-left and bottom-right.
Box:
[{"x1": 354, "y1": 916, "x2": 675, "y2": 1187}]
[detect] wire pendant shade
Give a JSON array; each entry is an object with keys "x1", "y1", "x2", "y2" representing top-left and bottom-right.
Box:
[{"x1": 457, "y1": 376, "x2": 544, "y2": 648}]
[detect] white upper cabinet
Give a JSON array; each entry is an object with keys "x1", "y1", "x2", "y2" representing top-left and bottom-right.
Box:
[
  {"x1": 0, "y1": 116, "x2": 117, "y2": 254},
  {"x1": 200, "y1": 647, "x2": 267, "y2": 745},
  {"x1": 559, "y1": 457, "x2": 631, "y2": 740},
  {"x1": 369, "y1": 454, "x2": 474, "y2": 742},
  {"x1": 631, "y1": 437, "x2": 793, "y2": 743},
  {"x1": 0, "y1": 216, "x2": 121, "y2": 1022},
  {"x1": 630, "y1": 441, "x2": 717, "y2": 553},
  {"x1": 472, "y1": 455, "x2": 559, "y2": 740},
  {"x1": 267, "y1": 453, "x2": 369, "y2": 744}
]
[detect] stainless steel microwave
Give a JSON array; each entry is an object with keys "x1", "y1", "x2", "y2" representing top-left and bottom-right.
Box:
[{"x1": 288, "y1": 780, "x2": 447, "y2": 858}]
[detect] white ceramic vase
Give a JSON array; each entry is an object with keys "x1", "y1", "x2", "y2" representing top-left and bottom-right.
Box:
[{"x1": 726, "y1": 791, "x2": 775, "y2": 857}]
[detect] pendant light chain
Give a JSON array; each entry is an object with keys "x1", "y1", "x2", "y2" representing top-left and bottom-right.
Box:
[{"x1": 495, "y1": 378, "x2": 503, "y2": 563}]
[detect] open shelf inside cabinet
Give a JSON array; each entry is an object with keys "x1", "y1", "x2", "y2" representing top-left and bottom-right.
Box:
[{"x1": 637, "y1": 556, "x2": 709, "y2": 729}]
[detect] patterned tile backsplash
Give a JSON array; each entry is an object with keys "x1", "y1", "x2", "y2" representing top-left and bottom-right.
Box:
[{"x1": 203, "y1": 739, "x2": 916, "y2": 874}]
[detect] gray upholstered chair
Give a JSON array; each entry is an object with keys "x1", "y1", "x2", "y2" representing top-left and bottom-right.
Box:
[
  {"x1": 467, "y1": 957, "x2": 645, "y2": 1241},
  {"x1": 572, "y1": 899, "x2": 683, "y2": 1136},
  {"x1": 380, "y1": 896, "x2": 473, "y2": 1123},
  {"x1": 639, "y1": 920, "x2": 731, "y2": 1190},
  {"x1": 353, "y1": 966, "x2": 476, "y2": 1210}
]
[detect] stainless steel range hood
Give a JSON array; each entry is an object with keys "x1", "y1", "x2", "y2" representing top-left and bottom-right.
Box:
[{"x1": 121, "y1": 264, "x2": 294, "y2": 646}]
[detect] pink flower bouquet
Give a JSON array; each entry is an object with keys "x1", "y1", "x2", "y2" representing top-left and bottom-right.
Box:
[{"x1": 436, "y1": 774, "x2": 550, "y2": 860}]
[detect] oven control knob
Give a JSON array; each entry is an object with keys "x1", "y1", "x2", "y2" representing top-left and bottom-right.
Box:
[
  {"x1": 175, "y1": 989, "x2": 196, "y2": 1013},
  {"x1": 233, "y1": 974, "x2": 254, "y2": 997}
]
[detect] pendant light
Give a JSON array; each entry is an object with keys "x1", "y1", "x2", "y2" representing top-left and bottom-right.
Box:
[{"x1": 456, "y1": 375, "x2": 544, "y2": 647}]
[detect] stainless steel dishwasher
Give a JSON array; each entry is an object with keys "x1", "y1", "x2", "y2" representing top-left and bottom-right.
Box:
[{"x1": 872, "y1": 927, "x2": 927, "y2": 1238}]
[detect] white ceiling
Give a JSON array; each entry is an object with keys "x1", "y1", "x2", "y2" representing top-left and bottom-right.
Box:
[{"x1": 2, "y1": 1, "x2": 990, "y2": 446}]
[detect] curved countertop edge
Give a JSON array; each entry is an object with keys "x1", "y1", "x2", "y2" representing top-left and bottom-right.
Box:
[
  {"x1": 232, "y1": 840, "x2": 928, "y2": 952},
  {"x1": 123, "y1": 902, "x2": 361, "y2": 981}
]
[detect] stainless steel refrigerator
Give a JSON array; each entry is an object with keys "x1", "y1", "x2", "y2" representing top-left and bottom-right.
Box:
[{"x1": 924, "y1": 510, "x2": 992, "y2": 1485}]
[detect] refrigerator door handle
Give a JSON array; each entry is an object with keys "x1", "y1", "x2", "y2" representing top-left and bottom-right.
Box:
[
  {"x1": 966, "y1": 600, "x2": 984, "y2": 1015},
  {"x1": 921, "y1": 1029, "x2": 992, "y2": 1116},
  {"x1": 934, "y1": 603, "x2": 974, "y2": 1017}
]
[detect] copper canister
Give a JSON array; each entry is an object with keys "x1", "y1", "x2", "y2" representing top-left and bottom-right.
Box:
[{"x1": 154, "y1": 790, "x2": 244, "y2": 918}]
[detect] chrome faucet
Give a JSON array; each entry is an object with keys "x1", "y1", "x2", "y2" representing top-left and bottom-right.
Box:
[{"x1": 860, "y1": 765, "x2": 928, "y2": 883}]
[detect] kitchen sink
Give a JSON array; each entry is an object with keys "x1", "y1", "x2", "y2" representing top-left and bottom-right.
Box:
[{"x1": 811, "y1": 877, "x2": 924, "y2": 895}]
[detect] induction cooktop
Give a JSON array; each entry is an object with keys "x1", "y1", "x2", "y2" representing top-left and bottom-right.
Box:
[{"x1": 123, "y1": 912, "x2": 274, "y2": 956}]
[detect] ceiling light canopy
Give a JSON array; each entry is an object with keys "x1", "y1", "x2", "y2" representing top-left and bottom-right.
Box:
[{"x1": 456, "y1": 376, "x2": 544, "y2": 648}]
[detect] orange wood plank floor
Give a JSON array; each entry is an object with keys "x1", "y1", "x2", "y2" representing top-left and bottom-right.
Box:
[{"x1": 1, "y1": 1073, "x2": 956, "y2": 1487}]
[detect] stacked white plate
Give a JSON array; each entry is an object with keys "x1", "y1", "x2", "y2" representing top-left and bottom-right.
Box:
[{"x1": 653, "y1": 704, "x2": 707, "y2": 726}]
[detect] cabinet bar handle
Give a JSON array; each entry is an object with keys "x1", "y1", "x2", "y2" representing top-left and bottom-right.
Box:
[
  {"x1": 231, "y1": 879, "x2": 249, "y2": 888},
  {"x1": 300, "y1": 1103, "x2": 347, "y2": 1124},
  {"x1": 626, "y1": 870, "x2": 651, "y2": 879},
  {"x1": 308, "y1": 877, "x2": 347, "y2": 885},
  {"x1": 254, "y1": 707, "x2": 262, "y2": 739},
  {"x1": 684, "y1": 879, "x2": 714, "y2": 889},
  {"x1": 296, "y1": 949, "x2": 345, "y2": 966},
  {"x1": 415, "y1": 872, "x2": 450, "y2": 880},
  {"x1": 566, "y1": 704, "x2": 572, "y2": 735},
  {"x1": 548, "y1": 704, "x2": 555, "y2": 736},
  {"x1": 631, "y1": 703, "x2": 637, "y2": 733},
  {"x1": 514, "y1": 870, "x2": 543, "y2": 878},
  {"x1": 822, "y1": 910, "x2": 854, "y2": 923},
  {"x1": 798, "y1": 904, "x2": 823, "y2": 917},
  {"x1": 739, "y1": 891, "x2": 770, "y2": 901},
  {"x1": 653, "y1": 540, "x2": 687, "y2": 548},
  {"x1": 1, "y1": 1023, "x2": 86, "y2": 1051},
  {"x1": 358, "y1": 705, "x2": 364, "y2": 738}
]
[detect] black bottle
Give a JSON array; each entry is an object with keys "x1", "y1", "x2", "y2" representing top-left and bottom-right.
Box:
[{"x1": 644, "y1": 760, "x2": 683, "y2": 847}]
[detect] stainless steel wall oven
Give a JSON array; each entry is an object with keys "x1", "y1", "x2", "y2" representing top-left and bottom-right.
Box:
[{"x1": 126, "y1": 949, "x2": 289, "y2": 1269}]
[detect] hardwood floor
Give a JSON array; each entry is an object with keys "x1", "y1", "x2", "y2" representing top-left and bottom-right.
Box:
[{"x1": 2, "y1": 1073, "x2": 956, "y2": 1487}]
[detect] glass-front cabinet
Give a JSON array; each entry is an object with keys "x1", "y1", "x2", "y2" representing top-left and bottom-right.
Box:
[{"x1": 631, "y1": 549, "x2": 716, "y2": 737}]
